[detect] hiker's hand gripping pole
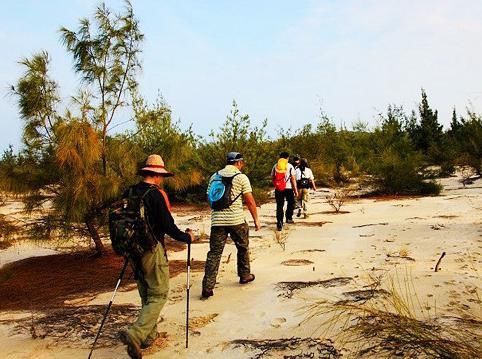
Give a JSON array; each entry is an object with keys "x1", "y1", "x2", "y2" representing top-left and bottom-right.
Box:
[{"x1": 88, "y1": 257, "x2": 129, "y2": 359}]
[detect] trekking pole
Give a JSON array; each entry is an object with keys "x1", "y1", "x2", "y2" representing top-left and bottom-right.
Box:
[
  {"x1": 185, "y1": 241, "x2": 191, "y2": 348},
  {"x1": 88, "y1": 257, "x2": 129, "y2": 359}
]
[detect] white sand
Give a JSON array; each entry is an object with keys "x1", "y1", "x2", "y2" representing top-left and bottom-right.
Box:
[{"x1": 0, "y1": 174, "x2": 480, "y2": 358}]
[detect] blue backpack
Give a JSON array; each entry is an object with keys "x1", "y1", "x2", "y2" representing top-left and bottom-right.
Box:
[{"x1": 208, "y1": 172, "x2": 242, "y2": 210}]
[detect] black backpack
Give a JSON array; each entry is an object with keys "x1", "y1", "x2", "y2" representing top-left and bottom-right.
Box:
[
  {"x1": 108, "y1": 187, "x2": 158, "y2": 259},
  {"x1": 207, "y1": 172, "x2": 242, "y2": 211}
]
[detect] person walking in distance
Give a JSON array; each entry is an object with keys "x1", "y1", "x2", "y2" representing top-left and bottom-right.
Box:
[
  {"x1": 296, "y1": 158, "x2": 317, "y2": 218},
  {"x1": 119, "y1": 155, "x2": 194, "y2": 359},
  {"x1": 292, "y1": 155, "x2": 300, "y2": 170},
  {"x1": 272, "y1": 152, "x2": 298, "y2": 231},
  {"x1": 292, "y1": 155, "x2": 301, "y2": 212},
  {"x1": 201, "y1": 152, "x2": 260, "y2": 299}
]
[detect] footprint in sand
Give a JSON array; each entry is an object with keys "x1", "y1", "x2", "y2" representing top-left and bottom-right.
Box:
[
  {"x1": 270, "y1": 317, "x2": 287, "y2": 328},
  {"x1": 281, "y1": 259, "x2": 314, "y2": 266}
]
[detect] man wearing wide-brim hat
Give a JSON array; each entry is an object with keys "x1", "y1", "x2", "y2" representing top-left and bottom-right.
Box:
[{"x1": 119, "y1": 154, "x2": 193, "y2": 359}]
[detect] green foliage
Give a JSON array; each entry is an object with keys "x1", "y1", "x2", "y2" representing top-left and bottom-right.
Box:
[
  {"x1": 59, "y1": 0, "x2": 143, "y2": 175},
  {"x1": 133, "y1": 96, "x2": 203, "y2": 192},
  {"x1": 276, "y1": 110, "x2": 352, "y2": 185},
  {"x1": 363, "y1": 105, "x2": 440, "y2": 195},
  {"x1": 456, "y1": 111, "x2": 482, "y2": 174},
  {"x1": 416, "y1": 89, "x2": 443, "y2": 154},
  {"x1": 5, "y1": 1, "x2": 482, "y2": 254},
  {"x1": 251, "y1": 187, "x2": 271, "y2": 205},
  {"x1": 406, "y1": 89, "x2": 449, "y2": 168},
  {"x1": 11, "y1": 51, "x2": 59, "y2": 153},
  {"x1": 5, "y1": 1, "x2": 145, "y2": 254},
  {"x1": 199, "y1": 100, "x2": 273, "y2": 188}
]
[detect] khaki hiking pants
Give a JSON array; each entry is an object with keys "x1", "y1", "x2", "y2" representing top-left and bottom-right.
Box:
[
  {"x1": 299, "y1": 188, "x2": 310, "y2": 216},
  {"x1": 127, "y1": 243, "x2": 169, "y2": 347}
]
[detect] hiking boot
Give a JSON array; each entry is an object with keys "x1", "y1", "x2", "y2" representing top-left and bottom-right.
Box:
[
  {"x1": 276, "y1": 222, "x2": 283, "y2": 231},
  {"x1": 296, "y1": 209, "x2": 302, "y2": 217},
  {"x1": 239, "y1": 273, "x2": 255, "y2": 284},
  {"x1": 141, "y1": 332, "x2": 160, "y2": 349},
  {"x1": 201, "y1": 288, "x2": 214, "y2": 299},
  {"x1": 286, "y1": 219, "x2": 295, "y2": 224},
  {"x1": 119, "y1": 330, "x2": 142, "y2": 359}
]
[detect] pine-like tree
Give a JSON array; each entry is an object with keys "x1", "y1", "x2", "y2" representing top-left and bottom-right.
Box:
[
  {"x1": 8, "y1": 1, "x2": 144, "y2": 255},
  {"x1": 416, "y1": 89, "x2": 443, "y2": 155}
]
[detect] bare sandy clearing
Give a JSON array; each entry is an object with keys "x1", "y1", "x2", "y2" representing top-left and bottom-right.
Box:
[{"x1": 0, "y1": 173, "x2": 480, "y2": 358}]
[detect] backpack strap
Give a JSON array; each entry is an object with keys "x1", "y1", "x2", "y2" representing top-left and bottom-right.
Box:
[
  {"x1": 139, "y1": 185, "x2": 169, "y2": 255},
  {"x1": 227, "y1": 172, "x2": 243, "y2": 206},
  {"x1": 141, "y1": 185, "x2": 171, "y2": 212},
  {"x1": 158, "y1": 189, "x2": 171, "y2": 212},
  {"x1": 286, "y1": 167, "x2": 293, "y2": 183},
  {"x1": 138, "y1": 187, "x2": 157, "y2": 222}
]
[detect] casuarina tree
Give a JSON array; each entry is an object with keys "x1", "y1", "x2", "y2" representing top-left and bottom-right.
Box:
[
  {"x1": 408, "y1": 89, "x2": 444, "y2": 162},
  {"x1": 8, "y1": 1, "x2": 144, "y2": 255}
]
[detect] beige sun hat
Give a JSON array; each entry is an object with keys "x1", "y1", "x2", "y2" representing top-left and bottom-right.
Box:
[{"x1": 140, "y1": 154, "x2": 174, "y2": 177}]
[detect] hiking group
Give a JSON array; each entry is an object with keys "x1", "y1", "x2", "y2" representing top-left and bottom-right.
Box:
[
  {"x1": 272, "y1": 152, "x2": 316, "y2": 230},
  {"x1": 106, "y1": 151, "x2": 315, "y2": 358}
]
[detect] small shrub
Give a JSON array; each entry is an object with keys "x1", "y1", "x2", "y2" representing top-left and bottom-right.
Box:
[
  {"x1": 419, "y1": 180, "x2": 442, "y2": 195},
  {"x1": 460, "y1": 165, "x2": 477, "y2": 187},
  {"x1": 326, "y1": 188, "x2": 352, "y2": 213}
]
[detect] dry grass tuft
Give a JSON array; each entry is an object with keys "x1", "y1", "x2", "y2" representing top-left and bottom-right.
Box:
[
  {"x1": 399, "y1": 247, "x2": 409, "y2": 258},
  {"x1": 302, "y1": 269, "x2": 482, "y2": 358},
  {"x1": 273, "y1": 229, "x2": 289, "y2": 251},
  {"x1": 189, "y1": 313, "x2": 219, "y2": 330}
]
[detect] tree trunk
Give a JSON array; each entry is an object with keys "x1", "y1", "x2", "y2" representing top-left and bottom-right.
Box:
[{"x1": 86, "y1": 217, "x2": 105, "y2": 256}]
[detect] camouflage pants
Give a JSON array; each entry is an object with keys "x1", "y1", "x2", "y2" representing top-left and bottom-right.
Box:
[
  {"x1": 202, "y1": 222, "x2": 250, "y2": 291},
  {"x1": 127, "y1": 244, "x2": 169, "y2": 347}
]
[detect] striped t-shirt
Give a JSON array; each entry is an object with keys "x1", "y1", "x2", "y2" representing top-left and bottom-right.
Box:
[{"x1": 207, "y1": 165, "x2": 252, "y2": 226}]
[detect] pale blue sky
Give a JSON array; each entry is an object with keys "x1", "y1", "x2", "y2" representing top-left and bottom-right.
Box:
[{"x1": 1, "y1": 0, "x2": 482, "y2": 152}]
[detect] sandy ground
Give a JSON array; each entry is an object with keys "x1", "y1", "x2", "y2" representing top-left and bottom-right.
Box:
[{"x1": 0, "y1": 174, "x2": 480, "y2": 358}]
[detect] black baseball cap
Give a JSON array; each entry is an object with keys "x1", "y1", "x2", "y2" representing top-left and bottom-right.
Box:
[{"x1": 227, "y1": 152, "x2": 244, "y2": 163}]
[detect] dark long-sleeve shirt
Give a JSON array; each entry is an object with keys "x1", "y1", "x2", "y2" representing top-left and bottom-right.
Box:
[{"x1": 125, "y1": 182, "x2": 190, "y2": 245}]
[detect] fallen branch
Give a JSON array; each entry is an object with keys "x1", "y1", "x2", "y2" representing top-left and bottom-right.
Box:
[
  {"x1": 7, "y1": 305, "x2": 139, "y2": 347},
  {"x1": 353, "y1": 222, "x2": 388, "y2": 228},
  {"x1": 434, "y1": 252, "x2": 446, "y2": 272},
  {"x1": 276, "y1": 277, "x2": 352, "y2": 298},
  {"x1": 386, "y1": 254, "x2": 416, "y2": 262},
  {"x1": 231, "y1": 337, "x2": 340, "y2": 359}
]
